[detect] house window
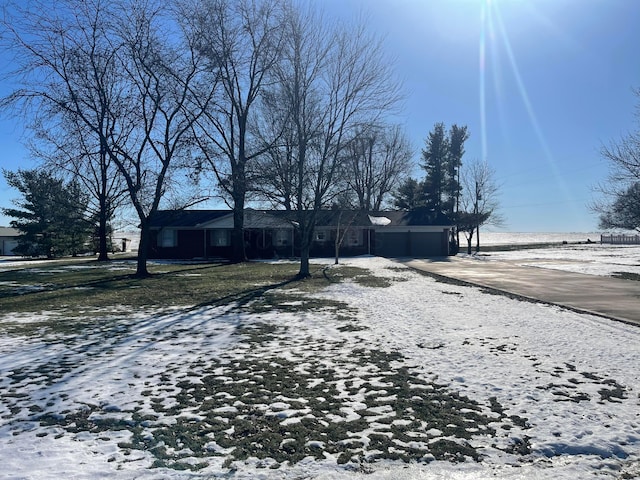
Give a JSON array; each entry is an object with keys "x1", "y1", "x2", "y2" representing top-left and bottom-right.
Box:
[
  {"x1": 315, "y1": 230, "x2": 327, "y2": 242},
  {"x1": 275, "y1": 229, "x2": 290, "y2": 246},
  {"x1": 346, "y1": 229, "x2": 362, "y2": 246},
  {"x1": 210, "y1": 229, "x2": 231, "y2": 247},
  {"x1": 159, "y1": 229, "x2": 177, "y2": 248}
]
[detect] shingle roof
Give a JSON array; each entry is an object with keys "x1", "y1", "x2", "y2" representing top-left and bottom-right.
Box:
[
  {"x1": 374, "y1": 208, "x2": 452, "y2": 227},
  {"x1": 0, "y1": 226, "x2": 20, "y2": 237},
  {"x1": 148, "y1": 210, "x2": 230, "y2": 228},
  {"x1": 149, "y1": 208, "x2": 453, "y2": 229}
]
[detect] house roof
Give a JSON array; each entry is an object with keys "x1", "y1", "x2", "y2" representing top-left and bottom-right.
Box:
[
  {"x1": 0, "y1": 226, "x2": 20, "y2": 237},
  {"x1": 284, "y1": 208, "x2": 452, "y2": 227},
  {"x1": 148, "y1": 210, "x2": 230, "y2": 228},
  {"x1": 375, "y1": 208, "x2": 452, "y2": 227},
  {"x1": 150, "y1": 208, "x2": 453, "y2": 229},
  {"x1": 266, "y1": 209, "x2": 375, "y2": 228}
]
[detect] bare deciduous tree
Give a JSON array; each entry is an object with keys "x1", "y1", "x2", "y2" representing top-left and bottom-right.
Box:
[
  {"x1": 188, "y1": 0, "x2": 285, "y2": 263},
  {"x1": 593, "y1": 89, "x2": 640, "y2": 231},
  {"x1": 458, "y1": 159, "x2": 503, "y2": 254},
  {"x1": 597, "y1": 183, "x2": 640, "y2": 231},
  {"x1": 259, "y1": 5, "x2": 402, "y2": 277},
  {"x1": 2, "y1": 0, "x2": 217, "y2": 276},
  {"x1": 1, "y1": 0, "x2": 128, "y2": 261},
  {"x1": 109, "y1": 0, "x2": 217, "y2": 276},
  {"x1": 345, "y1": 124, "x2": 413, "y2": 212},
  {"x1": 30, "y1": 112, "x2": 130, "y2": 260}
]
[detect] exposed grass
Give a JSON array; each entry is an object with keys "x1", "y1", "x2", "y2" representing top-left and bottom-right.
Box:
[
  {"x1": 0, "y1": 260, "x2": 310, "y2": 316},
  {"x1": 27, "y1": 339, "x2": 510, "y2": 470},
  {"x1": 0, "y1": 259, "x2": 385, "y2": 336}
]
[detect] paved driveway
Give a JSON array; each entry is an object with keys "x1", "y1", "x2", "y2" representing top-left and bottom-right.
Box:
[{"x1": 404, "y1": 257, "x2": 640, "y2": 327}]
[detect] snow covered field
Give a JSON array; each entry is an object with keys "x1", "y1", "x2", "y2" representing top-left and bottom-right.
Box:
[
  {"x1": 479, "y1": 231, "x2": 601, "y2": 246},
  {"x1": 1, "y1": 250, "x2": 639, "y2": 479},
  {"x1": 476, "y1": 243, "x2": 640, "y2": 277}
]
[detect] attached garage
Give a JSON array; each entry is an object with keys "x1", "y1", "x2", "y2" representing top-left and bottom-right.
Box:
[
  {"x1": 375, "y1": 229, "x2": 450, "y2": 257},
  {"x1": 374, "y1": 231, "x2": 407, "y2": 257},
  {"x1": 0, "y1": 227, "x2": 20, "y2": 256},
  {"x1": 370, "y1": 210, "x2": 453, "y2": 258}
]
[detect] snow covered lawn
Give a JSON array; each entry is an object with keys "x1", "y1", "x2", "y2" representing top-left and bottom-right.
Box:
[
  {"x1": 1, "y1": 255, "x2": 639, "y2": 479},
  {"x1": 475, "y1": 244, "x2": 640, "y2": 278}
]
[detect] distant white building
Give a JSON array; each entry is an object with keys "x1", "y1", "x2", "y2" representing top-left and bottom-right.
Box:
[
  {"x1": 0, "y1": 227, "x2": 20, "y2": 256},
  {"x1": 112, "y1": 230, "x2": 140, "y2": 252}
]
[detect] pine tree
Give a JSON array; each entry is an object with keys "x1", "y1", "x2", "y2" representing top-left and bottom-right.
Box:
[
  {"x1": 2, "y1": 169, "x2": 93, "y2": 257},
  {"x1": 421, "y1": 122, "x2": 450, "y2": 212},
  {"x1": 393, "y1": 177, "x2": 425, "y2": 210},
  {"x1": 420, "y1": 123, "x2": 469, "y2": 217},
  {"x1": 446, "y1": 124, "x2": 469, "y2": 215}
]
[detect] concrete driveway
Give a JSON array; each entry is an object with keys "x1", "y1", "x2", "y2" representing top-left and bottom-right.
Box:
[{"x1": 404, "y1": 256, "x2": 640, "y2": 327}]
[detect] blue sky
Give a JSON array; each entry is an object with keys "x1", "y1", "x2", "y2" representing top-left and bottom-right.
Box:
[{"x1": 0, "y1": 0, "x2": 638, "y2": 232}]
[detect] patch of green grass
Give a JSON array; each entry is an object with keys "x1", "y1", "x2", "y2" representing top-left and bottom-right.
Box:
[
  {"x1": 245, "y1": 290, "x2": 356, "y2": 319},
  {"x1": 0, "y1": 260, "x2": 397, "y2": 336},
  {"x1": 71, "y1": 347, "x2": 509, "y2": 469},
  {"x1": 0, "y1": 261, "x2": 392, "y2": 316},
  {"x1": 0, "y1": 260, "x2": 301, "y2": 315},
  {"x1": 325, "y1": 265, "x2": 397, "y2": 288}
]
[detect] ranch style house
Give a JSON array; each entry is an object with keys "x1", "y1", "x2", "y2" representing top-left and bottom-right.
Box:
[
  {"x1": 148, "y1": 208, "x2": 454, "y2": 260},
  {"x1": 0, "y1": 227, "x2": 20, "y2": 256}
]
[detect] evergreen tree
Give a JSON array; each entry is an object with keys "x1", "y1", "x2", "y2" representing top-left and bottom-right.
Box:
[
  {"x1": 421, "y1": 122, "x2": 449, "y2": 212},
  {"x1": 2, "y1": 169, "x2": 93, "y2": 257},
  {"x1": 393, "y1": 177, "x2": 425, "y2": 210},
  {"x1": 420, "y1": 123, "x2": 469, "y2": 216},
  {"x1": 446, "y1": 124, "x2": 469, "y2": 215}
]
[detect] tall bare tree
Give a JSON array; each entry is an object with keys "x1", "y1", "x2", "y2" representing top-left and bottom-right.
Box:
[
  {"x1": 2, "y1": 0, "x2": 216, "y2": 276},
  {"x1": 458, "y1": 159, "x2": 503, "y2": 254},
  {"x1": 345, "y1": 124, "x2": 413, "y2": 211},
  {"x1": 188, "y1": 0, "x2": 285, "y2": 263},
  {"x1": 1, "y1": 0, "x2": 128, "y2": 261},
  {"x1": 260, "y1": 4, "x2": 402, "y2": 277},
  {"x1": 109, "y1": 0, "x2": 217, "y2": 276},
  {"x1": 30, "y1": 113, "x2": 129, "y2": 260}
]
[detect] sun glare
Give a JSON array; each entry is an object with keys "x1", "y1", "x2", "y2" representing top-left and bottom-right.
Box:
[
  {"x1": 480, "y1": 0, "x2": 574, "y2": 207},
  {"x1": 479, "y1": 0, "x2": 488, "y2": 163}
]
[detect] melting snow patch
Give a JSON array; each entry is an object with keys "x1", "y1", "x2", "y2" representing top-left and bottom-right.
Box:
[{"x1": 368, "y1": 215, "x2": 392, "y2": 226}]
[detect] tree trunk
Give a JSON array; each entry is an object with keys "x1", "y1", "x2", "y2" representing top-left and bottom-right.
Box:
[
  {"x1": 231, "y1": 205, "x2": 246, "y2": 263},
  {"x1": 96, "y1": 208, "x2": 110, "y2": 261},
  {"x1": 297, "y1": 225, "x2": 313, "y2": 278},
  {"x1": 135, "y1": 222, "x2": 151, "y2": 278},
  {"x1": 299, "y1": 244, "x2": 310, "y2": 278},
  {"x1": 476, "y1": 225, "x2": 480, "y2": 253},
  {"x1": 334, "y1": 214, "x2": 341, "y2": 265}
]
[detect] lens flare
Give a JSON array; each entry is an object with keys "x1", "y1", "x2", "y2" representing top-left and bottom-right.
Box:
[
  {"x1": 486, "y1": 1, "x2": 573, "y2": 208},
  {"x1": 479, "y1": 0, "x2": 488, "y2": 163}
]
